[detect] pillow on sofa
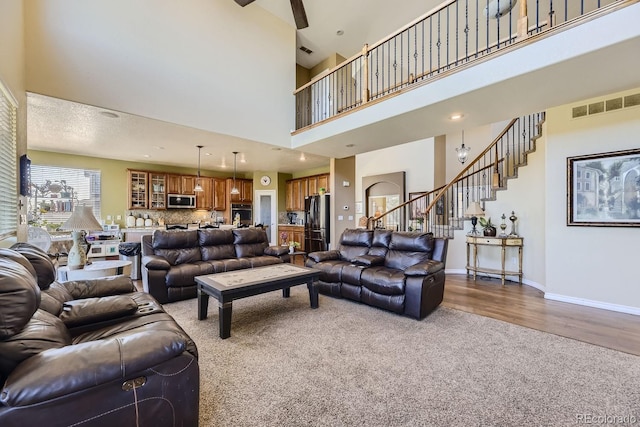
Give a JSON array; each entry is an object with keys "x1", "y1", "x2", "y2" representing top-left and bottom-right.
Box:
[{"x1": 59, "y1": 295, "x2": 139, "y2": 328}]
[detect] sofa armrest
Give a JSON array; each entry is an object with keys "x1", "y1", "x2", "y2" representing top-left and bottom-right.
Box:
[
  {"x1": 142, "y1": 255, "x2": 171, "y2": 270},
  {"x1": 404, "y1": 260, "x2": 444, "y2": 276},
  {"x1": 59, "y1": 295, "x2": 138, "y2": 328},
  {"x1": 0, "y1": 330, "x2": 186, "y2": 406},
  {"x1": 307, "y1": 250, "x2": 340, "y2": 263},
  {"x1": 264, "y1": 246, "x2": 290, "y2": 257},
  {"x1": 48, "y1": 275, "x2": 136, "y2": 301}
]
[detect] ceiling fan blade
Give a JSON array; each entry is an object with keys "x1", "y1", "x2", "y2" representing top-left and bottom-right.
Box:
[
  {"x1": 234, "y1": 0, "x2": 256, "y2": 6},
  {"x1": 290, "y1": 0, "x2": 309, "y2": 29}
]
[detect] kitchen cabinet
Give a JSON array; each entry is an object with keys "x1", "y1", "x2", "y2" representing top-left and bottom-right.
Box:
[
  {"x1": 166, "y1": 175, "x2": 182, "y2": 194},
  {"x1": 128, "y1": 170, "x2": 149, "y2": 209},
  {"x1": 213, "y1": 178, "x2": 226, "y2": 211},
  {"x1": 308, "y1": 174, "x2": 330, "y2": 196},
  {"x1": 181, "y1": 176, "x2": 197, "y2": 195},
  {"x1": 278, "y1": 225, "x2": 305, "y2": 251},
  {"x1": 195, "y1": 177, "x2": 213, "y2": 210},
  {"x1": 286, "y1": 178, "x2": 306, "y2": 211},
  {"x1": 227, "y1": 178, "x2": 253, "y2": 203},
  {"x1": 149, "y1": 173, "x2": 167, "y2": 209}
]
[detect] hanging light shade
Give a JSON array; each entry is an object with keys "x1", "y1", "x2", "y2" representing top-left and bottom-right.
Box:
[
  {"x1": 456, "y1": 130, "x2": 471, "y2": 164},
  {"x1": 194, "y1": 145, "x2": 204, "y2": 192},
  {"x1": 230, "y1": 151, "x2": 240, "y2": 195}
]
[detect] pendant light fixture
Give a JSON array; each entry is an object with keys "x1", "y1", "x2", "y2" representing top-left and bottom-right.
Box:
[
  {"x1": 456, "y1": 130, "x2": 471, "y2": 164},
  {"x1": 194, "y1": 145, "x2": 204, "y2": 192},
  {"x1": 230, "y1": 151, "x2": 240, "y2": 195}
]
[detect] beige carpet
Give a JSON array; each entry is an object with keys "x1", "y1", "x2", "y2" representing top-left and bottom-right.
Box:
[{"x1": 163, "y1": 286, "x2": 640, "y2": 426}]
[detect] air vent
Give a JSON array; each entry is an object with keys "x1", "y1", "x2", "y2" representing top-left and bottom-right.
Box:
[
  {"x1": 299, "y1": 46, "x2": 313, "y2": 54},
  {"x1": 572, "y1": 91, "x2": 640, "y2": 119}
]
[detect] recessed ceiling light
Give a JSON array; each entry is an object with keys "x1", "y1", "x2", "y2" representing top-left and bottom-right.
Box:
[
  {"x1": 100, "y1": 111, "x2": 119, "y2": 119},
  {"x1": 143, "y1": 154, "x2": 150, "y2": 158},
  {"x1": 449, "y1": 113, "x2": 464, "y2": 120},
  {"x1": 346, "y1": 144, "x2": 355, "y2": 148},
  {"x1": 152, "y1": 145, "x2": 164, "y2": 150},
  {"x1": 205, "y1": 152, "x2": 212, "y2": 156},
  {"x1": 300, "y1": 153, "x2": 306, "y2": 161},
  {"x1": 336, "y1": 30, "x2": 344, "y2": 36}
]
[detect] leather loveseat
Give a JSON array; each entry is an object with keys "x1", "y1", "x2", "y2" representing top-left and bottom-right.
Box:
[
  {"x1": 0, "y1": 243, "x2": 199, "y2": 426},
  {"x1": 305, "y1": 229, "x2": 448, "y2": 319},
  {"x1": 141, "y1": 227, "x2": 290, "y2": 303}
]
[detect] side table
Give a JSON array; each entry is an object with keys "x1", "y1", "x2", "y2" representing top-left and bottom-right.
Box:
[
  {"x1": 58, "y1": 260, "x2": 132, "y2": 282},
  {"x1": 289, "y1": 251, "x2": 307, "y2": 265},
  {"x1": 466, "y1": 235, "x2": 523, "y2": 285}
]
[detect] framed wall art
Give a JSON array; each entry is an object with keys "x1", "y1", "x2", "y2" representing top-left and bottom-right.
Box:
[{"x1": 567, "y1": 148, "x2": 640, "y2": 227}]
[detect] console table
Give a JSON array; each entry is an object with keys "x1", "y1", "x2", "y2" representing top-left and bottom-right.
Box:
[{"x1": 466, "y1": 235, "x2": 523, "y2": 285}]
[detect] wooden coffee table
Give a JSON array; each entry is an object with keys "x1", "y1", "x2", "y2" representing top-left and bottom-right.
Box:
[{"x1": 195, "y1": 264, "x2": 321, "y2": 339}]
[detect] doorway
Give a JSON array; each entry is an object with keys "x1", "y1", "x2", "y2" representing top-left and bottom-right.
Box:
[{"x1": 254, "y1": 190, "x2": 277, "y2": 244}]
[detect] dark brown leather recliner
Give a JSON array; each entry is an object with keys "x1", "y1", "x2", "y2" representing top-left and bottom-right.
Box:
[
  {"x1": 141, "y1": 228, "x2": 290, "y2": 303},
  {"x1": 0, "y1": 244, "x2": 199, "y2": 426},
  {"x1": 305, "y1": 229, "x2": 448, "y2": 319}
]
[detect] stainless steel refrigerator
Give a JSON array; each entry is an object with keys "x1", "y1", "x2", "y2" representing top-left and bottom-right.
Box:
[{"x1": 304, "y1": 194, "x2": 330, "y2": 252}]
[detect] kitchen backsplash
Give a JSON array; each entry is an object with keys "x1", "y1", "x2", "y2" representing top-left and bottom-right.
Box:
[{"x1": 122, "y1": 209, "x2": 225, "y2": 227}]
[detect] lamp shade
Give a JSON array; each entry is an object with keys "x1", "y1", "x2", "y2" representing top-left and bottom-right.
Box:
[
  {"x1": 60, "y1": 206, "x2": 103, "y2": 231},
  {"x1": 464, "y1": 202, "x2": 485, "y2": 218}
]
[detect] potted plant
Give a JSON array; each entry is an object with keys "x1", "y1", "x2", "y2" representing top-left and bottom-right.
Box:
[
  {"x1": 288, "y1": 241, "x2": 300, "y2": 253},
  {"x1": 478, "y1": 217, "x2": 497, "y2": 236}
]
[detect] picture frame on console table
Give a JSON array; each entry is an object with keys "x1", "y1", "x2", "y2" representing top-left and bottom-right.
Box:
[{"x1": 567, "y1": 148, "x2": 640, "y2": 227}]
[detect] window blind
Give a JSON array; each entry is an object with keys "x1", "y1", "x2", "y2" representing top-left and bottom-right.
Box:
[{"x1": 0, "y1": 81, "x2": 18, "y2": 239}]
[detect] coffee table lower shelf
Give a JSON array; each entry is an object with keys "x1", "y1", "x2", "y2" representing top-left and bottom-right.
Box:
[{"x1": 195, "y1": 264, "x2": 321, "y2": 339}]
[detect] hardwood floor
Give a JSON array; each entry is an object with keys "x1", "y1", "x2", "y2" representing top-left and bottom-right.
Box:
[{"x1": 443, "y1": 274, "x2": 640, "y2": 356}]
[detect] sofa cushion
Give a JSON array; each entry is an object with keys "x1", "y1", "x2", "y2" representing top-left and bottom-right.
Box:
[
  {"x1": 10, "y1": 243, "x2": 57, "y2": 290},
  {"x1": 384, "y1": 232, "x2": 435, "y2": 270},
  {"x1": 0, "y1": 309, "x2": 71, "y2": 381},
  {"x1": 165, "y1": 261, "x2": 214, "y2": 287},
  {"x1": 199, "y1": 229, "x2": 237, "y2": 260},
  {"x1": 352, "y1": 255, "x2": 385, "y2": 267},
  {"x1": 314, "y1": 259, "x2": 349, "y2": 283},
  {"x1": 152, "y1": 230, "x2": 201, "y2": 265},
  {"x1": 234, "y1": 228, "x2": 269, "y2": 257},
  {"x1": 361, "y1": 287, "x2": 405, "y2": 314},
  {"x1": 360, "y1": 267, "x2": 406, "y2": 295},
  {"x1": 0, "y1": 259, "x2": 41, "y2": 339}
]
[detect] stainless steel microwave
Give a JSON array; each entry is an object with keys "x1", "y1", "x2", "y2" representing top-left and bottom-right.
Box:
[{"x1": 167, "y1": 194, "x2": 196, "y2": 208}]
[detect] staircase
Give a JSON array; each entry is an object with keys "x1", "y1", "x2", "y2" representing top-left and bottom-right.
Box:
[{"x1": 371, "y1": 112, "x2": 546, "y2": 239}]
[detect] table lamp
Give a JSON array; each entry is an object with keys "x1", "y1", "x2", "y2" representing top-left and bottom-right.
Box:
[
  {"x1": 60, "y1": 206, "x2": 103, "y2": 270},
  {"x1": 464, "y1": 202, "x2": 485, "y2": 235}
]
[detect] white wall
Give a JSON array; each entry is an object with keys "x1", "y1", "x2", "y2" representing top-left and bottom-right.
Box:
[
  {"x1": 24, "y1": 0, "x2": 296, "y2": 147},
  {"x1": 355, "y1": 137, "x2": 436, "y2": 226},
  {"x1": 545, "y1": 88, "x2": 640, "y2": 314}
]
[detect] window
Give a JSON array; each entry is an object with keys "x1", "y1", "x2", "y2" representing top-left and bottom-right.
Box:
[
  {"x1": 0, "y1": 81, "x2": 18, "y2": 239},
  {"x1": 585, "y1": 182, "x2": 590, "y2": 191},
  {"x1": 28, "y1": 165, "x2": 101, "y2": 231}
]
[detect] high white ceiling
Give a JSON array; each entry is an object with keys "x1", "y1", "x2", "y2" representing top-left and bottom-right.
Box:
[{"x1": 26, "y1": 0, "x2": 444, "y2": 172}]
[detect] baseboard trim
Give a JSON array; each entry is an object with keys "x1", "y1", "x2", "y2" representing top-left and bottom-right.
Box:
[
  {"x1": 445, "y1": 269, "x2": 544, "y2": 292},
  {"x1": 544, "y1": 293, "x2": 640, "y2": 316}
]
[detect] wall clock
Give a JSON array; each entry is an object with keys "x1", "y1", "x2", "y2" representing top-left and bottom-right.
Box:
[{"x1": 260, "y1": 175, "x2": 271, "y2": 186}]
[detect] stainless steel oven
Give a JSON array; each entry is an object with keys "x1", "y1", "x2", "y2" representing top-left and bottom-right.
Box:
[{"x1": 231, "y1": 204, "x2": 252, "y2": 226}]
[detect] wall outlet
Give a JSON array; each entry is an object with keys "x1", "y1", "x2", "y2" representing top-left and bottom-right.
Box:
[
  {"x1": 116, "y1": 215, "x2": 122, "y2": 220},
  {"x1": 338, "y1": 215, "x2": 344, "y2": 220}
]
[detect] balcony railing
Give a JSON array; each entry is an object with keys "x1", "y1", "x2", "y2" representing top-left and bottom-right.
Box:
[
  {"x1": 368, "y1": 112, "x2": 545, "y2": 237},
  {"x1": 294, "y1": 0, "x2": 624, "y2": 131}
]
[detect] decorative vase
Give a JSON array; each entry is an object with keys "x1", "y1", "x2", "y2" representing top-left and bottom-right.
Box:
[
  {"x1": 483, "y1": 227, "x2": 497, "y2": 237},
  {"x1": 289, "y1": 245, "x2": 295, "y2": 254},
  {"x1": 67, "y1": 231, "x2": 87, "y2": 270}
]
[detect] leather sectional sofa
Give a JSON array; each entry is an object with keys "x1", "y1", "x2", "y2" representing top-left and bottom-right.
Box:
[
  {"x1": 0, "y1": 243, "x2": 199, "y2": 426},
  {"x1": 141, "y1": 227, "x2": 290, "y2": 303},
  {"x1": 305, "y1": 229, "x2": 448, "y2": 319}
]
